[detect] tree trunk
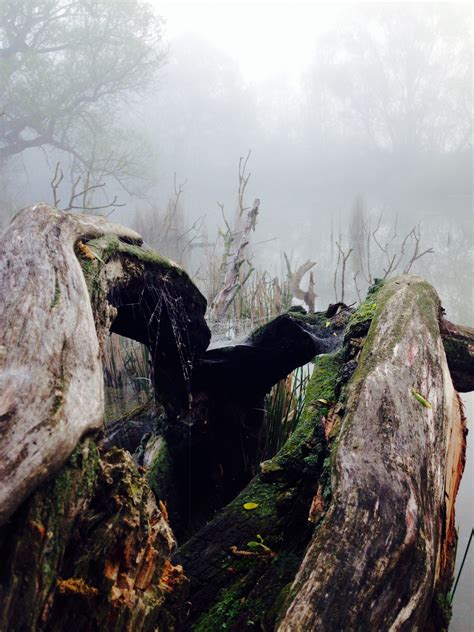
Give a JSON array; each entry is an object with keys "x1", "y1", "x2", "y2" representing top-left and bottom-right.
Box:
[
  {"x1": 175, "y1": 277, "x2": 467, "y2": 631},
  {"x1": 279, "y1": 276, "x2": 466, "y2": 631}
]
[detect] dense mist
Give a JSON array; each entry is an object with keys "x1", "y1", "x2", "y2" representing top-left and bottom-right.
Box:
[{"x1": 0, "y1": 2, "x2": 472, "y2": 626}]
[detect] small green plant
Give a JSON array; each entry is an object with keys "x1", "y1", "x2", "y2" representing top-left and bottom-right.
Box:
[{"x1": 247, "y1": 534, "x2": 274, "y2": 556}]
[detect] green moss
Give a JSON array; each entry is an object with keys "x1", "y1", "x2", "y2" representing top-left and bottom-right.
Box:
[
  {"x1": 85, "y1": 234, "x2": 186, "y2": 274},
  {"x1": 232, "y1": 478, "x2": 284, "y2": 520},
  {"x1": 347, "y1": 278, "x2": 440, "y2": 402},
  {"x1": 194, "y1": 584, "x2": 247, "y2": 631},
  {"x1": 147, "y1": 437, "x2": 172, "y2": 499},
  {"x1": 433, "y1": 591, "x2": 452, "y2": 630},
  {"x1": 278, "y1": 352, "x2": 341, "y2": 460}
]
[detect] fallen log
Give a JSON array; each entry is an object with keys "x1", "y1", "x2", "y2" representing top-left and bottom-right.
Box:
[
  {"x1": 174, "y1": 276, "x2": 468, "y2": 631},
  {"x1": 279, "y1": 276, "x2": 467, "y2": 631}
]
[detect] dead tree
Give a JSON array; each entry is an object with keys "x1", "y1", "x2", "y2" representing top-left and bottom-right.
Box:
[
  {"x1": 210, "y1": 197, "x2": 260, "y2": 321},
  {"x1": 285, "y1": 257, "x2": 317, "y2": 312}
]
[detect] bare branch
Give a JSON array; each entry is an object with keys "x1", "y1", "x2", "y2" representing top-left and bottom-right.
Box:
[
  {"x1": 50, "y1": 162, "x2": 63, "y2": 208},
  {"x1": 289, "y1": 260, "x2": 317, "y2": 312}
]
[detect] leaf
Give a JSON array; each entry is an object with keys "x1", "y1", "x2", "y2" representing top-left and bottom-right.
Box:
[
  {"x1": 247, "y1": 541, "x2": 260, "y2": 548},
  {"x1": 411, "y1": 388, "x2": 432, "y2": 409},
  {"x1": 325, "y1": 320, "x2": 331, "y2": 328},
  {"x1": 317, "y1": 398, "x2": 328, "y2": 405},
  {"x1": 243, "y1": 502, "x2": 259, "y2": 510}
]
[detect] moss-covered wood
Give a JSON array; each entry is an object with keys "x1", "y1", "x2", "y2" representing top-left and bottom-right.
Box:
[
  {"x1": 0, "y1": 204, "x2": 210, "y2": 526},
  {"x1": 279, "y1": 276, "x2": 467, "y2": 631},
  {"x1": 174, "y1": 352, "x2": 345, "y2": 630},
  {"x1": 0, "y1": 438, "x2": 188, "y2": 631}
]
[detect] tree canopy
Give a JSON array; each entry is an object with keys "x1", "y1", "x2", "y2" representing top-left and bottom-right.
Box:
[{"x1": 0, "y1": 0, "x2": 165, "y2": 197}]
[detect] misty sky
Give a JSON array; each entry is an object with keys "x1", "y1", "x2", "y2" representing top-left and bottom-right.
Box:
[{"x1": 156, "y1": 1, "x2": 336, "y2": 82}]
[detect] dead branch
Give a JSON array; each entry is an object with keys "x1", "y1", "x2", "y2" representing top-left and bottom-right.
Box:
[
  {"x1": 335, "y1": 242, "x2": 353, "y2": 304},
  {"x1": 404, "y1": 225, "x2": 435, "y2": 273},
  {"x1": 210, "y1": 198, "x2": 260, "y2": 322},
  {"x1": 50, "y1": 162, "x2": 63, "y2": 207},
  {"x1": 238, "y1": 150, "x2": 251, "y2": 216},
  {"x1": 50, "y1": 162, "x2": 125, "y2": 214},
  {"x1": 289, "y1": 260, "x2": 317, "y2": 313}
]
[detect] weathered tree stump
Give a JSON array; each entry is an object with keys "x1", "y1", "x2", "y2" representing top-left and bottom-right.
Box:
[{"x1": 0, "y1": 204, "x2": 209, "y2": 525}]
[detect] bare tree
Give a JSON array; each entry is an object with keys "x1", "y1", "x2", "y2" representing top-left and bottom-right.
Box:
[
  {"x1": 50, "y1": 162, "x2": 125, "y2": 214},
  {"x1": 347, "y1": 203, "x2": 434, "y2": 299}
]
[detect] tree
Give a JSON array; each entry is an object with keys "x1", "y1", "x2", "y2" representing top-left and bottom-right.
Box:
[
  {"x1": 307, "y1": 4, "x2": 471, "y2": 158},
  {"x1": 0, "y1": 0, "x2": 165, "y2": 201}
]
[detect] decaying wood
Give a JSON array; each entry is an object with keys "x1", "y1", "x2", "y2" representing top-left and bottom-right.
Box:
[
  {"x1": 0, "y1": 201, "x2": 470, "y2": 632},
  {"x1": 279, "y1": 276, "x2": 466, "y2": 631},
  {"x1": 172, "y1": 276, "x2": 468, "y2": 630},
  {"x1": 210, "y1": 198, "x2": 260, "y2": 321},
  {"x1": 289, "y1": 259, "x2": 317, "y2": 312},
  {"x1": 440, "y1": 318, "x2": 474, "y2": 392},
  {"x1": 0, "y1": 204, "x2": 209, "y2": 526},
  {"x1": 0, "y1": 205, "x2": 138, "y2": 524},
  {"x1": 0, "y1": 440, "x2": 187, "y2": 631},
  {"x1": 193, "y1": 308, "x2": 346, "y2": 398}
]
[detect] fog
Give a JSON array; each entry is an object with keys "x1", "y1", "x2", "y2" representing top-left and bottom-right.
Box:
[{"x1": 0, "y1": 1, "x2": 472, "y2": 625}]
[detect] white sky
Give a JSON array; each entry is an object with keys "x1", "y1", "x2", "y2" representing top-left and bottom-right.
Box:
[
  {"x1": 153, "y1": 1, "x2": 448, "y2": 83},
  {"x1": 154, "y1": 1, "x2": 341, "y2": 82}
]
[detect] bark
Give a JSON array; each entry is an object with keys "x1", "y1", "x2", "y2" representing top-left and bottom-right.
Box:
[
  {"x1": 279, "y1": 276, "x2": 466, "y2": 631},
  {"x1": 0, "y1": 203, "x2": 209, "y2": 525}
]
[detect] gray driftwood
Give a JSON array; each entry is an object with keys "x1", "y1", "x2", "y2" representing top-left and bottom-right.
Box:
[{"x1": 0, "y1": 204, "x2": 209, "y2": 525}]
